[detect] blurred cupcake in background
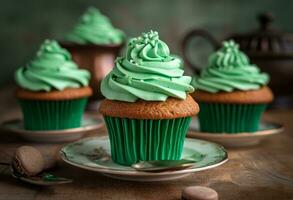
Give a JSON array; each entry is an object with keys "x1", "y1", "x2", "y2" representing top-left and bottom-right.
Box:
[
  {"x1": 191, "y1": 40, "x2": 273, "y2": 133},
  {"x1": 62, "y1": 7, "x2": 125, "y2": 99},
  {"x1": 15, "y1": 40, "x2": 92, "y2": 131},
  {"x1": 99, "y1": 30, "x2": 199, "y2": 166}
]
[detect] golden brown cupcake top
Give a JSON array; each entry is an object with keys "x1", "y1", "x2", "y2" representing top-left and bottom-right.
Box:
[
  {"x1": 191, "y1": 86, "x2": 273, "y2": 104},
  {"x1": 15, "y1": 87, "x2": 93, "y2": 101},
  {"x1": 99, "y1": 95, "x2": 199, "y2": 119}
]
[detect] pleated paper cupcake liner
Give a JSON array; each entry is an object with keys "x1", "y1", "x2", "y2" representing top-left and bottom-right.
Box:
[
  {"x1": 198, "y1": 103, "x2": 267, "y2": 133},
  {"x1": 19, "y1": 98, "x2": 88, "y2": 130},
  {"x1": 103, "y1": 116, "x2": 192, "y2": 166}
]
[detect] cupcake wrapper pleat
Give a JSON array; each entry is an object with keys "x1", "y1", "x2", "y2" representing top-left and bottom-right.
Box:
[
  {"x1": 198, "y1": 103, "x2": 267, "y2": 133},
  {"x1": 103, "y1": 116, "x2": 192, "y2": 166},
  {"x1": 19, "y1": 98, "x2": 88, "y2": 130}
]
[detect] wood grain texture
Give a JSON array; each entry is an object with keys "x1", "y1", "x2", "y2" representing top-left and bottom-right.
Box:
[{"x1": 0, "y1": 85, "x2": 293, "y2": 200}]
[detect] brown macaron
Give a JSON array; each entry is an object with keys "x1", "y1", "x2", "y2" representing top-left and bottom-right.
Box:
[
  {"x1": 99, "y1": 95, "x2": 199, "y2": 119},
  {"x1": 182, "y1": 186, "x2": 218, "y2": 200},
  {"x1": 12, "y1": 146, "x2": 45, "y2": 177}
]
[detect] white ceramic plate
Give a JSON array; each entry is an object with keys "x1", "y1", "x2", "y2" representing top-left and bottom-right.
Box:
[
  {"x1": 0, "y1": 114, "x2": 103, "y2": 143},
  {"x1": 188, "y1": 118, "x2": 284, "y2": 147},
  {"x1": 60, "y1": 136, "x2": 228, "y2": 182}
]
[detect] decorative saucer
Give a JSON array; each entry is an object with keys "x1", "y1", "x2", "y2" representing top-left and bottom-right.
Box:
[
  {"x1": 188, "y1": 118, "x2": 284, "y2": 147},
  {"x1": 0, "y1": 114, "x2": 103, "y2": 143},
  {"x1": 60, "y1": 136, "x2": 228, "y2": 182}
]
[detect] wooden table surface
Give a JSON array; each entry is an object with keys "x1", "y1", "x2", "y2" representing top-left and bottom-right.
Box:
[{"x1": 0, "y1": 85, "x2": 293, "y2": 200}]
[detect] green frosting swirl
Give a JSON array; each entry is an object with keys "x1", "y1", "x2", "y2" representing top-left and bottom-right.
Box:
[
  {"x1": 15, "y1": 40, "x2": 90, "y2": 91},
  {"x1": 101, "y1": 30, "x2": 194, "y2": 102},
  {"x1": 192, "y1": 40, "x2": 269, "y2": 93},
  {"x1": 65, "y1": 7, "x2": 125, "y2": 45}
]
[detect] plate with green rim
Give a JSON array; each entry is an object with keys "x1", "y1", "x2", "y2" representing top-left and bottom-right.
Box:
[
  {"x1": 188, "y1": 117, "x2": 284, "y2": 147},
  {"x1": 60, "y1": 136, "x2": 228, "y2": 182}
]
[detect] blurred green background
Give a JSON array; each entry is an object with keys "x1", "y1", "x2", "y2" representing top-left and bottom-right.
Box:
[{"x1": 1, "y1": 0, "x2": 292, "y2": 85}]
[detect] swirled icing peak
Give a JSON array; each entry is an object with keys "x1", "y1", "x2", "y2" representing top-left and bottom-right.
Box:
[
  {"x1": 15, "y1": 40, "x2": 90, "y2": 91},
  {"x1": 65, "y1": 7, "x2": 125, "y2": 45},
  {"x1": 192, "y1": 40, "x2": 269, "y2": 93},
  {"x1": 101, "y1": 30, "x2": 194, "y2": 102}
]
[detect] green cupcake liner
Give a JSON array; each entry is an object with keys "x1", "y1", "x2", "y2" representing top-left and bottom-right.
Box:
[
  {"x1": 103, "y1": 116, "x2": 192, "y2": 166},
  {"x1": 198, "y1": 103, "x2": 267, "y2": 133},
  {"x1": 19, "y1": 98, "x2": 88, "y2": 130}
]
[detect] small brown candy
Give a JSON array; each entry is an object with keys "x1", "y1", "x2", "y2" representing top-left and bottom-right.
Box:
[
  {"x1": 182, "y1": 186, "x2": 218, "y2": 200},
  {"x1": 12, "y1": 146, "x2": 45, "y2": 177}
]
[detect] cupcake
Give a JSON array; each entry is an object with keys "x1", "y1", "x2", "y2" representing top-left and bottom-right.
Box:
[
  {"x1": 62, "y1": 7, "x2": 125, "y2": 99},
  {"x1": 15, "y1": 40, "x2": 92, "y2": 131},
  {"x1": 99, "y1": 30, "x2": 199, "y2": 166},
  {"x1": 191, "y1": 40, "x2": 273, "y2": 133}
]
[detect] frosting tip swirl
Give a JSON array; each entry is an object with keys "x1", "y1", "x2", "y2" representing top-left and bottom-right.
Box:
[
  {"x1": 101, "y1": 30, "x2": 194, "y2": 102},
  {"x1": 65, "y1": 7, "x2": 125, "y2": 45},
  {"x1": 192, "y1": 40, "x2": 269, "y2": 93},
  {"x1": 15, "y1": 39, "x2": 91, "y2": 92}
]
